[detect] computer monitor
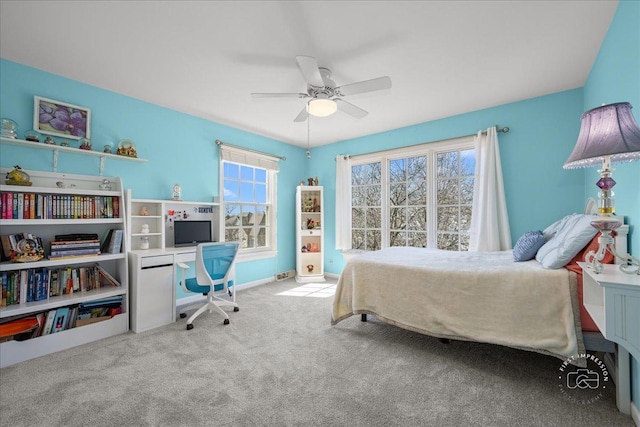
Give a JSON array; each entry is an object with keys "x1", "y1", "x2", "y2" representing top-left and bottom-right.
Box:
[{"x1": 173, "y1": 220, "x2": 213, "y2": 247}]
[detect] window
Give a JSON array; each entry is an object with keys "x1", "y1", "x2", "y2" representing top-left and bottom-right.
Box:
[
  {"x1": 350, "y1": 137, "x2": 475, "y2": 251},
  {"x1": 220, "y1": 145, "x2": 278, "y2": 260}
]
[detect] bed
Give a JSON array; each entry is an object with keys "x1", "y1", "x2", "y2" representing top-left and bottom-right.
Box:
[{"x1": 331, "y1": 212, "x2": 629, "y2": 365}]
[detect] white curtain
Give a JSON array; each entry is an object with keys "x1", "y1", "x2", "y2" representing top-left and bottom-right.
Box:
[
  {"x1": 469, "y1": 126, "x2": 511, "y2": 251},
  {"x1": 335, "y1": 155, "x2": 352, "y2": 250}
]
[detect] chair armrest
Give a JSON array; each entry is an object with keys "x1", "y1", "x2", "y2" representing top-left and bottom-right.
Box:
[{"x1": 177, "y1": 262, "x2": 191, "y2": 293}]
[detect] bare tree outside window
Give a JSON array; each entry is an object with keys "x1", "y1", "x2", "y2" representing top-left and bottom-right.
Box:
[{"x1": 350, "y1": 143, "x2": 474, "y2": 252}]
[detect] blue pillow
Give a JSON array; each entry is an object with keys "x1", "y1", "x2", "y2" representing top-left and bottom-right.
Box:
[{"x1": 513, "y1": 230, "x2": 545, "y2": 261}]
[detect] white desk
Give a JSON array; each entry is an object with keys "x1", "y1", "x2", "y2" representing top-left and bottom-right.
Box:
[
  {"x1": 129, "y1": 247, "x2": 198, "y2": 333},
  {"x1": 580, "y1": 262, "x2": 640, "y2": 415}
]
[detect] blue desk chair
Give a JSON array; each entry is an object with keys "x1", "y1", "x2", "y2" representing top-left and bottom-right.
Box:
[{"x1": 177, "y1": 242, "x2": 240, "y2": 329}]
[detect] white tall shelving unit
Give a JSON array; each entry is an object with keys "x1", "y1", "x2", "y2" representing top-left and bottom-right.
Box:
[
  {"x1": 295, "y1": 185, "x2": 325, "y2": 283},
  {"x1": 0, "y1": 168, "x2": 129, "y2": 368}
]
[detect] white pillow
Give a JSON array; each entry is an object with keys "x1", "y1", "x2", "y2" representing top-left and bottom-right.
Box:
[{"x1": 535, "y1": 214, "x2": 598, "y2": 269}]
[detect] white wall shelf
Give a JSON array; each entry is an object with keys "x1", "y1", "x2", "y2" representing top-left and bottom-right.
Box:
[{"x1": 1, "y1": 137, "x2": 147, "y2": 175}]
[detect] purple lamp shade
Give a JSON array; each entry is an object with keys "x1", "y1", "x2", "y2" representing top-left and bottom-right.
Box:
[{"x1": 564, "y1": 102, "x2": 640, "y2": 169}]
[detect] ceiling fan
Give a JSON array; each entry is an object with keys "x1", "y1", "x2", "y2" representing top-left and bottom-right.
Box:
[{"x1": 251, "y1": 55, "x2": 392, "y2": 122}]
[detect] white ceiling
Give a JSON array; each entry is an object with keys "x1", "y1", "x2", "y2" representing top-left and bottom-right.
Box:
[{"x1": 0, "y1": 1, "x2": 617, "y2": 148}]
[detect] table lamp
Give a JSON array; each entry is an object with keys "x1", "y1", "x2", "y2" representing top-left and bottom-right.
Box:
[{"x1": 563, "y1": 102, "x2": 640, "y2": 274}]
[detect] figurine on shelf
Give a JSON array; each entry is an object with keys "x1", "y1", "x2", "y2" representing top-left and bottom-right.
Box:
[
  {"x1": 140, "y1": 224, "x2": 150, "y2": 234},
  {"x1": 314, "y1": 177, "x2": 319, "y2": 186},
  {"x1": 98, "y1": 179, "x2": 112, "y2": 190},
  {"x1": 306, "y1": 218, "x2": 316, "y2": 229},
  {"x1": 306, "y1": 264, "x2": 314, "y2": 273},
  {"x1": 307, "y1": 177, "x2": 314, "y2": 186},
  {"x1": 139, "y1": 206, "x2": 149, "y2": 216},
  {"x1": 139, "y1": 236, "x2": 150, "y2": 250},
  {"x1": 78, "y1": 137, "x2": 92, "y2": 150},
  {"x1": 5, "y1": 165, "x2": 32, "y2": 186},
  {"x1": 172, "y1": 184, "x2": 182, "y2": 201},
  {"x1": 44, "y1": 136, "x2": 56, "y2": 145}
]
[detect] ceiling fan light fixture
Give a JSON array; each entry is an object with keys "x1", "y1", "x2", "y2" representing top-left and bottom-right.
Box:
[{"x1": 307, "y1": 98, "x2": 337, "y2": 117}]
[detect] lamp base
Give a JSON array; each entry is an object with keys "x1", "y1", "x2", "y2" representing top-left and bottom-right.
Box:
[{"x1": 586, "y1": 220, "x2": 640, "y2": 275}]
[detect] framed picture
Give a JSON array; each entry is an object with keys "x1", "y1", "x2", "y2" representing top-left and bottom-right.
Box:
[{"x1": 33, "y1": 96, "x2": 91, "y2": 140}]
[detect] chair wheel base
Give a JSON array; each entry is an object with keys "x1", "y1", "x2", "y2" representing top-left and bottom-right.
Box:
[
  {"x1": 234, "y1": 307, "x2": 239, "y2": 312},
  {"x1": 180, "y1": 313, "x2": 186, "y2": 318},
  {"x1": 224, "y1": 319, "x2": 230, "y2": 325},
  {"x1": 186, "y1": 323, "x2": 194, "y2": 330}
]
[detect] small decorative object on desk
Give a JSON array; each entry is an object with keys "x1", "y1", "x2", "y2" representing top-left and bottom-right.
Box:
[
  {"x1": 98, "y1": 178, "x2": 112, "y2": 190},
  {"x1": 139, "y1": 236, "x2": 150, "y2": 250},
  {"x1": 12, "y1": 238, "x2": 45, "y2": 263},
  {"x1": 172, "y1": 184, "x2": 182, "y2": 201},
  {"x1": 44, "y1": 136, "x2": 56, "y2": 145},
  {"x1": 117, "y1": 139, "x2": 137, "y2": 157},
  {"x1": 78, "y1": 137, "x2": 91, "y2": 150},
  {"x1": 5, "y1": 165, "x2": 32, "y2": 186},
  {"x1": 0, "y1": 118, "x2": 18, "y2": 138},
  {"x1": 139, "y1": 206, "x2": 149, "y2": 216},
  {"x1": 24, "y1": 130, "x2": 40, "y2": 142}
]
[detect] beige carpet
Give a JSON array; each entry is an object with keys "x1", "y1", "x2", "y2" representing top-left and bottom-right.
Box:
[{"x1": 0, "y1": 277, "x2": 633, "y2": 426}]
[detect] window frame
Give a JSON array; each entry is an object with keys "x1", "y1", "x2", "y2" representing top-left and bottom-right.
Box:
[
  {"x1": 348, "y1": 135, "x2": 475, "y2": 253},
  {"x1": 220, "y1": 158, "x2": 278, "y2": 262}
]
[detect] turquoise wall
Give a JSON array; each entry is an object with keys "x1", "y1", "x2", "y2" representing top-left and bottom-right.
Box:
[
  {"x1": 583, "y1": 0, "x2": 640, "y2": 414},
  {"x1": 0, "y1": 58, "x2": 308, "y2": 285},
  {"x1": 313, "y1": 89, "x2": 586, "y2": 273}
]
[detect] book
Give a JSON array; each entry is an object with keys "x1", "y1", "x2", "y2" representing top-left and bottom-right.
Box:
[
  {"x1": 100, "y1": 229, "x2": 114, "y2": 253},
  {"x1": 51, "y1": 307, "x2": 70, "y2": 334},
  {"x1": 50, "y1": 239, "x2": 101, "y2": 249},
  {"x1": 106, "y1": 229, "x2": 123, "y2": 254},
  {"x1": 48, "y1": 252, "x2": 101, "y2": 261},
  {"x1": 42, "y1": 310, "x2": 56, "y2": 335},
  {"x1": 96, "y1": 264, "x2": 121, "y2": 287}
]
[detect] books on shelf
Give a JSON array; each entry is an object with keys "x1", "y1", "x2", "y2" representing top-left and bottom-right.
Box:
[
  {"x1": 0, "y1": 294, "x2": 123, "y2": 342},
  {"x1": 1, "y1": 263, "x2": 121, "y2": 308},
  {"x1": 0, "y1": 191, "x2": 120, "y2": 220}
]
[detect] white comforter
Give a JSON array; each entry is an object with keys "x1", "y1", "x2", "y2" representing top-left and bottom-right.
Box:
[{"x1": 332, "y1": 247, "x2": 584, "y2": 362}]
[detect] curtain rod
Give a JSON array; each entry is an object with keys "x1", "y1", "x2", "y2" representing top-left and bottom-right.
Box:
[
  {"x1": 340, "y1": 125, "x2": 510, "y2": 160},
  {"x1": 215, "y1": 139, "x2": 286, "y2": 161}
]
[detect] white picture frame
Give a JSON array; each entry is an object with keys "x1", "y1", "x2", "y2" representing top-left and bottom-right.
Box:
[{"x1": 34, "y1": 96, "x2": 91, "y2": 140}]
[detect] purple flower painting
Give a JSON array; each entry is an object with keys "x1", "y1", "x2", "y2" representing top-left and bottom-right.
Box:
[{"x1": 34, "y1": 97, "x2": 91, "y2": 140}]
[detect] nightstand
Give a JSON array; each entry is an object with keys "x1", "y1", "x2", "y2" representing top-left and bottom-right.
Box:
[{"x1": 579, "y1": 262, "x2": 640, "y2": 415}]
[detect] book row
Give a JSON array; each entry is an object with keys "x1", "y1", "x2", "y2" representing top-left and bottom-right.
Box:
[
  {"x1": 1, "y1": 264, "x2": 121, "y2": 307},
  {"x1": 0, "y1": 296, "x2": 124, "y2": 341},
  {"x1": 0, "y1": 230, "x2": 123, "y2": 262},
  {"x1": 0, "y1": 192, "x2": 120, "y2": 220}
]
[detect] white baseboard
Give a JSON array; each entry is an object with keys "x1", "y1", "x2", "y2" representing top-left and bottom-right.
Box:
[{"x1": 632, "y1": 400, "x2": 639, "y2": 426}]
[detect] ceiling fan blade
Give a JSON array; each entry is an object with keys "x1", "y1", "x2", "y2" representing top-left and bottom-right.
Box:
[
  {"x1": 335, "y1": 98, "x2": 368, "y2": 119},
  {"x1": 294, "y1": 106, "x2": 310, "y2": 122},
  {"x1": 336, "y1": 76, "x2": 392, "y2": 96},
  {"x1": 296, "y1": 55, "x2": 324, "y2": 88},
  {"x1": 251, "y1": 92, "x2": 308, "y2": 99}
]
